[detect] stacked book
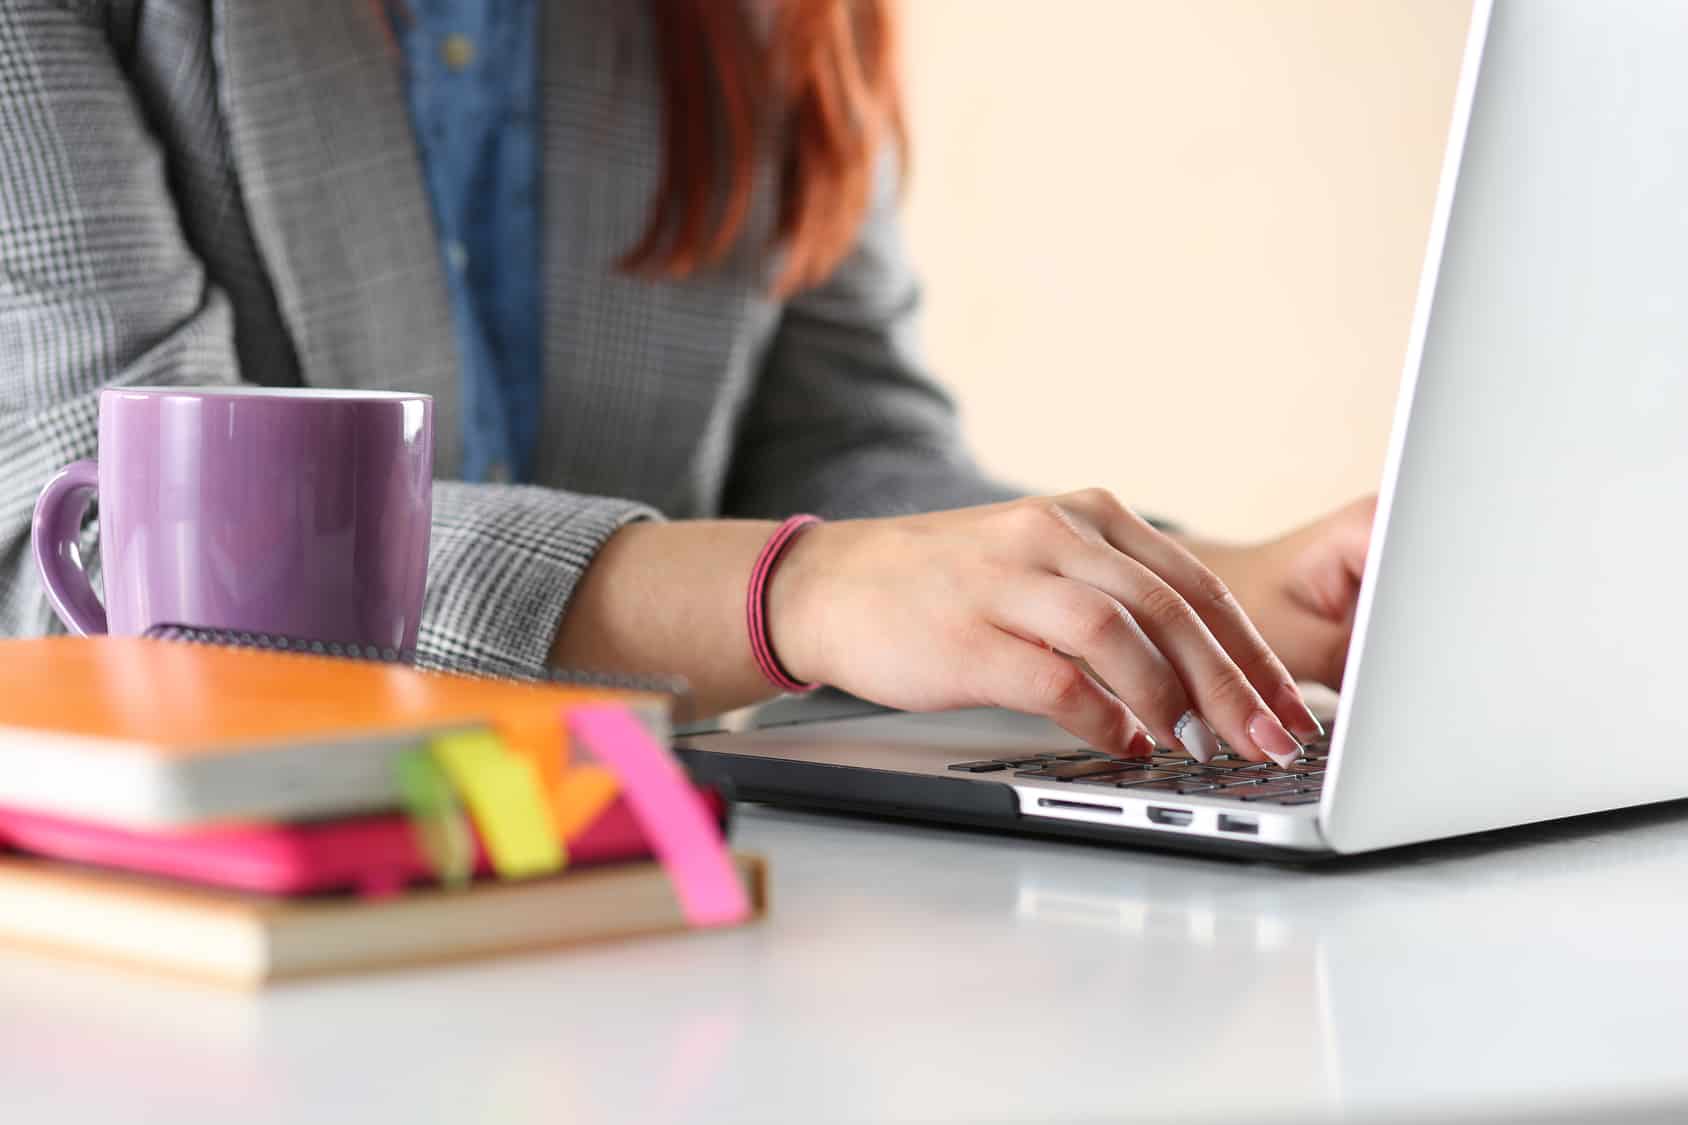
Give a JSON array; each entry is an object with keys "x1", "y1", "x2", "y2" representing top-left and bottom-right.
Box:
[{"x1": 0, "y1": 633, "x2": 764, "y2": 987}]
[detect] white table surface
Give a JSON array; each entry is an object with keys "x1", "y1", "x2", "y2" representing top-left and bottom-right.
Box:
[{"x1": 3, "y1": 798, "x2": 1688, "y2": 1124}]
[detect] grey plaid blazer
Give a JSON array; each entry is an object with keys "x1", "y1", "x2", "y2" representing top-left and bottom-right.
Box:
[{"x1": 0, "y1": 0, "x2": 1015, "y2": 675}]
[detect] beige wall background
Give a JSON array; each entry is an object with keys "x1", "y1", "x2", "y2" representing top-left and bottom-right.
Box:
[{"x1": 901, "y1": 0, "x2": 1472, "y2": 540}]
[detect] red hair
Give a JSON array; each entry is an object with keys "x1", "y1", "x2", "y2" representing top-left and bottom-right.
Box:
[{"x1": 624, "y1": 0, "x2": 908, "y2": 294}]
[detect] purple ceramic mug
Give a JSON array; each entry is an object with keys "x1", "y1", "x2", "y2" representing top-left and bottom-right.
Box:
[{"x1": 32, "y1": 386, "x2": 433, "y2": 651}]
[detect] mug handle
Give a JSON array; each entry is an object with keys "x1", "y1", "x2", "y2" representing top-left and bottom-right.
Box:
[{"x1": 31, "y1": 460, "x2": 108, "y2": 636}]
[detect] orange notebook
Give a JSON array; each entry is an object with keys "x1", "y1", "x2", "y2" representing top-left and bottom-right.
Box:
[{"x1": 0, "y1": 636, "x2": 671, "y2": 828}]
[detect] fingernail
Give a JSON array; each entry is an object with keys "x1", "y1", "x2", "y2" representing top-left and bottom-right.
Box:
[
  {"x1": 1173, "y1": 710, "x2": 1221, "y2": 764},
  {"x1": 1276, "y1": 685, "x2": 1326, "y2": 742},
  {"x1": 1249, "y1": 711, "x2": 1304, "y2": 768},
  {"x1": 1126, "y1": 729, "x2": 1156, "y2": 759}
]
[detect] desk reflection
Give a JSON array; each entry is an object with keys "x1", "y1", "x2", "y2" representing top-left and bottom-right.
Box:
[{"x1": 2, "y1": 802, "x2": 1687, "y2": 1125}]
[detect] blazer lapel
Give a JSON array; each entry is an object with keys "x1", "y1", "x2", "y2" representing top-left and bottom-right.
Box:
[{"x1": 216, "y1": 0, "x2": 463, "y2": 475}]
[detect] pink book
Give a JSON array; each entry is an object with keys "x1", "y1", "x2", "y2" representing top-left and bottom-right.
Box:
[{"x1": 0, "y1": 787, "x2": 727, "y2": 897}]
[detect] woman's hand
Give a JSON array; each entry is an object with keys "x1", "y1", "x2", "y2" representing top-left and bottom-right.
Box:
[
  {"x1": 1176, "y1": 496, "x2": 1376, "y2": 690},
  {"x1": 768, "y1": 490, "x2": 1325, "y2": 766}
]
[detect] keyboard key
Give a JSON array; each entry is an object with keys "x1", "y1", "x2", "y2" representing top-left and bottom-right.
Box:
[
  {"x1": 948, "y1": 761, "x2": 1010, "y2": 773},
  {"x1": 1141, "y1": 764, "x2": 1199, "y2": 778},
  {"x1": 1236, "y1": 781, "x2": 1319, "y2": 801},
  {"x1": 1015, "y1": 758, "x2": 1140, "y2": 781},
  {"x1": 1072, "y1": 772, "x2": 1157, "y2": 788},
  {"x1": 1127, "y1": 777, "x2": 1222, "y2": 793},
  {"x1": 1251, "y1": 768, "x2": 1323, "y2": 786},
  {"x1": 1277, "y1": 794, "x2": 1323, "y2": 806},
  {"x1": 991, "y1": 753, "x2": 1068, "y2": 764},
  {"x1": 1179, "y1": 771, "x2": 1237, "y2": 783},
  {"x1": 1184, "y1": 764, "x2": 1267, "y2": 780},
  {"x1": 1070, "y1": 763, "x2": 1156, "y2": 785},
  {"x1": 1111, "y1": 770, "x2": 1189, "y2": 787},
  {"x1": 1191, "y1": 758, "x2": 1268, "y2": 772}
]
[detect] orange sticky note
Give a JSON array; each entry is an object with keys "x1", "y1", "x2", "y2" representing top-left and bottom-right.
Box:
[
  {"x1": 552, "y1": 765, "x2": 620, "y2": 840},
  {"x1": 497, "y1": 715, "x2": 569, "y2": 835}
]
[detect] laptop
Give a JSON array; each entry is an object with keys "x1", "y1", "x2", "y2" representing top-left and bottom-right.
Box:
[{"x1": 679, "y1": 0, "x2": 1688, "y2": 859}]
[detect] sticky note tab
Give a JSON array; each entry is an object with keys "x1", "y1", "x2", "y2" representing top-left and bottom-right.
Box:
[
  {"x1": 566, "y1": 705, "x2": 750, "y2": 927},
  {"x1": 394, "y1": 748, "x2": 474, "y2": 888},
  {"x1": 497, "y1": 716, "x2": 569, "y2": 835},
  {"x1": 430, "y1": 731, "x2": 565, "y2": 880},
  {"x1": 551, "y1": 764, "x2": 620, "y2": 841}
]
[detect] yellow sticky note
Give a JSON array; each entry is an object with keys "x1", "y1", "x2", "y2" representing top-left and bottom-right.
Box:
[
  {"x1": 552, "y1": 765, "x2": 621, "y2": 841},
  {"x1": 498, "y1": 716, "x2": 568, "y2": 835},
  {"x1": 430, "y1": 731, "x2": 565, "y2": 879}
]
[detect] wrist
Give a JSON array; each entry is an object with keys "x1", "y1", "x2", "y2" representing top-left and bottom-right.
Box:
[
  {"x1": 1174, "y1": 532, "x2": 1287, "y2": 635},
  {"x1": 763, "y1": 519, "x2": 836, "y2": 688},
  {"x1": 1172, "y1": 531, "x2": 1246, "y2": 582}
]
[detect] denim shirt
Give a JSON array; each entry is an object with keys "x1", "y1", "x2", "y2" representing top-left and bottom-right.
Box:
[{"x1": 389, "y1": 0, "x2": 542, "y2": 483}]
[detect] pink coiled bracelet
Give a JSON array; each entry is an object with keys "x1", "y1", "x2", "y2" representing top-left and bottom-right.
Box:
[{"x1": 747, "y1": 514, "x2": 823, "y2": 694}]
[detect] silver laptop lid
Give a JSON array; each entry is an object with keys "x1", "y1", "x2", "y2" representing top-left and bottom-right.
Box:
[{"x1": 1323, "y1": 0, "x2": 1688, "y2": 851}]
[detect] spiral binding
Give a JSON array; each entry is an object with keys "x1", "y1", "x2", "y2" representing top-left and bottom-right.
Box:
[{"x1": 141, "y1": 623, "x2": 691, "y2": 701}]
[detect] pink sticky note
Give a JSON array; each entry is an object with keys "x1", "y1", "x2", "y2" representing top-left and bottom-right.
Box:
[{"x1": 565, "y1": 705, "x2": 751, "y2": 927}]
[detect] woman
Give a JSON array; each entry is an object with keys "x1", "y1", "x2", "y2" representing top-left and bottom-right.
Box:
[{"x1": 0, "y1": 0, "x2": 1371, "y2": 766}]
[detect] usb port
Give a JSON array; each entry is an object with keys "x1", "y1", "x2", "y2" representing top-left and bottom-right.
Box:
[
  {"x1": 1146, "y1": 806, "x2": 1193, "y2": 828},
  {"x1": 1217, "y1": 814, "x2": 1259, "y2": 835}
]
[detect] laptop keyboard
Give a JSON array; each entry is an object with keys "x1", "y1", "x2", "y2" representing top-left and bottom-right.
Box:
[{"x1": 946, "y1": 738, "x2": 1331, "y2": 806}]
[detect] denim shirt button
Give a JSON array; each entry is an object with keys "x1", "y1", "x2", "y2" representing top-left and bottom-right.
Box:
[{"x1": 441, "y1": 34, "x2": 476, "y2": 72}]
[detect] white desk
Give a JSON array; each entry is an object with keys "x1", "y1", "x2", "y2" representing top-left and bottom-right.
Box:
[{"x1": 3, "y1": 800, "x2": 1687, "y2": 1124}]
